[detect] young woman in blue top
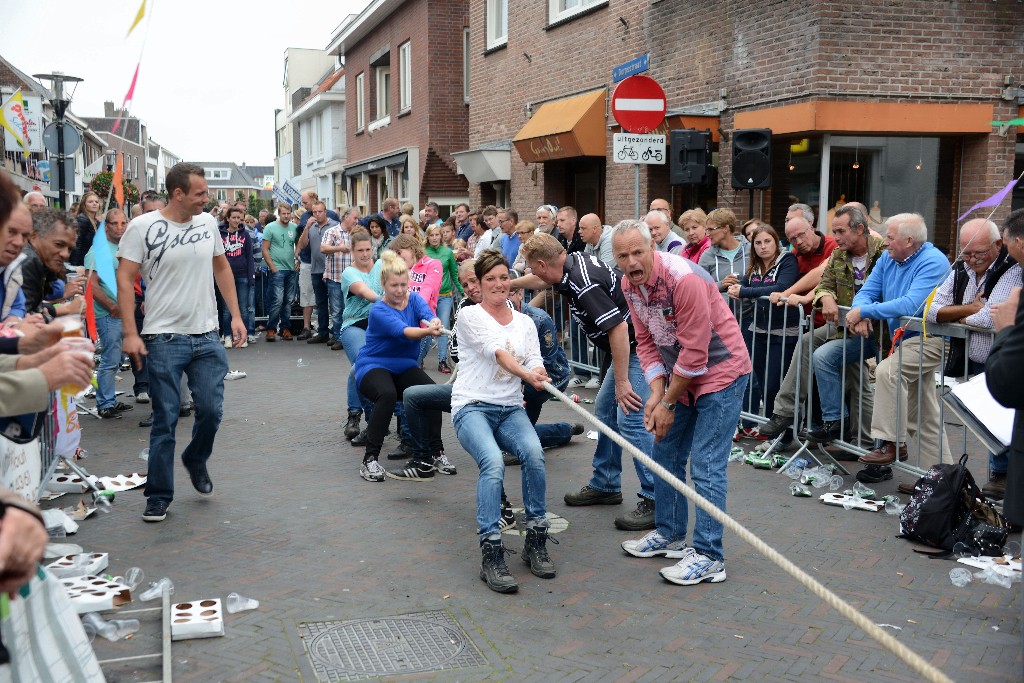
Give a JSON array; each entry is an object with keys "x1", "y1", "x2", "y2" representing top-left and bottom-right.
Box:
[
  {"x1": 352, "y1": 250, "x2": 443, "y2": 482},
  {"x1": 728, "y1": 223, "x2": 800, "y2": 429}
]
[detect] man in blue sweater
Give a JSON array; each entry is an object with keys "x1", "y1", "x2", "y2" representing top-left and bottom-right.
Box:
[{"x1": 812, "y1": 213, "x2": 949, "y2": 463}]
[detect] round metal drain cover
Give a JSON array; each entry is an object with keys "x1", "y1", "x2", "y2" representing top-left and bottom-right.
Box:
[{"x1": 308, "y1": 616, "x2": 468, "y2": 676}]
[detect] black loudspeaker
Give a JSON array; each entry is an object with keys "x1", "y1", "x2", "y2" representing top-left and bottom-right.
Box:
[
  {"x1": 669, "y1": 129, "x2": 711, "y2": 186},
  {"x1": 731, "y1": 128, "x2": 772, "y2": 189}
]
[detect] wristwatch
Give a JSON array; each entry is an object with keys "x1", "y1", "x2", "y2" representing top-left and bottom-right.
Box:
[{"x1": 659, "y1": 399, "x2": 676, "y2": 412}]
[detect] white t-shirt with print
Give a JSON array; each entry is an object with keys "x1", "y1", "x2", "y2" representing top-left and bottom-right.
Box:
[{"x1": 118, "y1": 210, "x2": 225, "y2": 335}]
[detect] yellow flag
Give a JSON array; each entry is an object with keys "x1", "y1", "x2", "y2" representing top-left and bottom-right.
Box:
[
  {"x1": 0, "y1": 90, "x2": 31, "y2": 157},
  {"x1": 921, "y1": 287, "x2": 938, "y2": 339},
  {"x1": 126, "y1": 0, "x2": 146, "y2": 37}
]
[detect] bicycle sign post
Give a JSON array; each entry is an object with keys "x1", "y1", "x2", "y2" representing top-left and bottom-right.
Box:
[{"x1": 611, "y1": 74, "x2": 667, "y2": 217}]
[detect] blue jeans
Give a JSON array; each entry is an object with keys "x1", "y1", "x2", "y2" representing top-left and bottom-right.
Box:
[
  {"x1": 246, "y1": 275, "x2": 256, "y2": 335},
  {"x1": 454, "y1": 402, "x2": 547, "y2": 539},
  {"x1": 812, "y1": 335, "x2": 879, "y2": 421},
  {"x1": 340, "y1": 325, "x2": 373, "y2": 415},
  {"x1": 655, "y1": 374, "x2": 747, "y2": 562},
  {"x1": 311, "y1": 272, "x2": 328, "y2": 336},
  {"x1": 143, "y1": 331, "x2": 228, "y2": 504},
  {"x1": 326, "y1": 280, "x2": 345, "y2": 341},
  {"x1": 750, "y1": 332, "x2": 797, "y2": 421},
  {"x1": 403, "y1": 383, "x2": 452, "y2": 460},
  {"x1": 590, "y1": 352, "x2": 656, "y2": 500},
  {"x1": 219, "y1": 277, "x2": 252, "y2": 337},
  {"x1": 95, "y1": 316, "x2": 123, "y2": 410},
  {"x1": 524, "y1": 374, "x2": 574, "y2": 448},
  {"x1": 267, "y1": 270, "x2": 297, "y2": 333}
]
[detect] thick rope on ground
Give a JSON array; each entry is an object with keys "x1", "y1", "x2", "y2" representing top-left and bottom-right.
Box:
[{"x1": 542, "y1": 381, "x2": 953, "y2": 683}]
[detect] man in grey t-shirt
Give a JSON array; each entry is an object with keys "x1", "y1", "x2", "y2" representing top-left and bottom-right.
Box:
[
  {"x1": 296, "y1": 201, "x2": 334, "y2": 344},
  {"x1": 117, "y1": 162, "x2": 246, "y2": 523}
]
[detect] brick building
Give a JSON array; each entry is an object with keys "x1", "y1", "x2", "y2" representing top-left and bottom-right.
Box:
[
  {"x1": 328, "y1": 0, "x2": 470, "y2": 217},
  {"x1": 466, "y1": 0, "x2": 1024, "y2": 252}
]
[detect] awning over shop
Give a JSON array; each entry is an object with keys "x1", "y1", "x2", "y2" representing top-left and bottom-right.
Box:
[
  {"x1": 342, "y1": 151, "x2": 408, "y2": 178},
  {"x1": 452, "y1": 144, "x2": 511, "y2": 183},
  {"x1": 513, "y1": 90, "x2": 606, "y2": 163},
  {"x1": 734, "y1": 100, "x2": 994, "y2": 136}
]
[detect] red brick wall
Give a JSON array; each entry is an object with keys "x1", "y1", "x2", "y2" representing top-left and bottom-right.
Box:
[
  {"x1": 344, "y1": 0, "x2": 469, "y2": 207},
  {"x1": 467, "y1": 0, "x2": 1024, "y2": 230}
]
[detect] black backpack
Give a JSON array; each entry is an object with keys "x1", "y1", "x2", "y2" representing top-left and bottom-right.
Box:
[{"x1": 898, "y1": 454, "x2": 1009, "y2": 556}]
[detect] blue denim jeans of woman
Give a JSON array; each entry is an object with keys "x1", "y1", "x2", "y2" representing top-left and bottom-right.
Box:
[
  {"x1": 590, "y1": 352, "x2": 656, "y2": 500},
  {"x1": 654, "y1": 374, "x2": 747, "y2": 562},
  {"x1": 751, "y1": 332, "x2": 798, "y2": 422},
  {"x1": 524, "y1": 375, "x2": 575, "y2": 448},
  {"x1": 246, "y1": 276, "x2": 256, "y2": 335},
  {"x1": 143, "y1": 331, "x2": 228, "y2": 505},
  {"x1": 417, "y1": 294, "x2": 454, "y2": 365},
  {"x1": 454, "y1": 402, "x2": 547, "y2": 539},
  {"x1": 340, "y1": 325, "x2": 373, "y2": 416},
  {"x1": 326, "y1": 280, "x2": 346, "y2": 341},
  {"x1": 218, "y1": 277, "x2": 252, "y2": 337},
  {"x1": 266, "y1": 269, "x2": 297, "y2": 333},
  {"x1": 739, "y1": 326, "x2": 761, "y2": 428},
  {"x1": 95, "y1": 316, "x2": 123, "y2": 410}
]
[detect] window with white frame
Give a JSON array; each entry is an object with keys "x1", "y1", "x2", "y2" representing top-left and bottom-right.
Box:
[
  {"x1": 204, "y1": 168, "x2": 230, "y2": 180},
  {"x1": 398, "y1": 42, "x2": 411, "y2": 113},
  {"x1": 375, "y1": 66, "x2": 391, "y2": 120},
  {"x1": 486, "y1": 0, "x2": 507, "y2": 49},
  {"x1": 463, "y1": 29, "x2": 471, "y2": 103},
  {"x1": 355, "y1": 73, "x2": 365, "y2": 130},
  {"x1": 315, "y1": 112, "x2": 324, "y2": 156},
  {"x1": 549, "y1": 0, "x2": 602, "y2": 24}
]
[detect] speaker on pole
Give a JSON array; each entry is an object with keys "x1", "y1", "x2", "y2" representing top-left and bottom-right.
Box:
[
  {"x1": 731, "y1": 128, "x2": 772, "y2": 189},
  {"x1": 669, "y1": 129, "x2": 711, "y2": 186}
]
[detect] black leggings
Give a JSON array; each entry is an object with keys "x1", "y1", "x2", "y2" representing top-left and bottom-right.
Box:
[{"x1": 359, "y1": 367, "x2": 437, "y2": 461}]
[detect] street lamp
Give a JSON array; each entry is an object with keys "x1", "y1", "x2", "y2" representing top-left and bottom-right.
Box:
[
  {"x1": 33, "y1": 71, "x2": 84, "y2": 210},
  {"x1": 104, "y1": 148, "x2": 116, "y2": 172}
]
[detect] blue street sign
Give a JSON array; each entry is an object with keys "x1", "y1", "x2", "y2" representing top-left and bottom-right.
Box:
[{"x1": 612, "y1": 54, "x2": 649, "y2": 83}]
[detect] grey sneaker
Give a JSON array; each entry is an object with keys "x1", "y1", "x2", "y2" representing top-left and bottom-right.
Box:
[
  {"x1": 359, "y1": 459, "x2": 386, "y2": 482},
  {"x1": 564, "y1": 486, "x2": 622, "y2": 506},
  {"x1": 614, "y1": 497, "x2": 655, "y2": 531},
  {"x1": 432, "y1": 451, "x2": 457, "y2": 475},
  {"x1": 659, "y1": 547, "x2": 727, "y2": 585},
  {"x1": 621, "y1": 530, "x2": 688, "y2": 558},
  {"x1": 502, "y1": 451, "x2": 520, "y2": 467}
]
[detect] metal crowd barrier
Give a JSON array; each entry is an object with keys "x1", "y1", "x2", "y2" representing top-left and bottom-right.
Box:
[
  {"x1": 533, "y1": 287, "x2": 605, "y2": 379},
  {"x1": 36, "y1": 394, "x2": 104, "y2": 503}
]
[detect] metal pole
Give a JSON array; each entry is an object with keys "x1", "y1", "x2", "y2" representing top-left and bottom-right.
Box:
[
  {"x1": 634, "y1": 163, "x2": 640, "y2": 218},
  {"x1": 55, "y1": 78, "x2": 66, "y2": 209}
]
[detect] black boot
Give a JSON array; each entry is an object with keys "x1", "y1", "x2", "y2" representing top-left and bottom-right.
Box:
[
  {"x1": 344, "y1": 412, "x2": 361, "y2": 440},
  {"x1": 521, "y1": 526, "x2": 558, "y2": 579},
  {"x1": 480, "y1": 538, "x2": 518, "y2": 593}
]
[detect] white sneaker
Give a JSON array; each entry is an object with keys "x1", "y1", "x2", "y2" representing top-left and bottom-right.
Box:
[
  {"x1": 569, "y1": 377, "x2": 587, "y2": 388},
  {"x1": 240, "y1": 340, "x2": 248, "y2": 348},
  {"x1": 222, "y1": 335, "x2": 231, "y2": 348},
  {"x1": 659, "y1": 547, "x2": 727, "y2": 585},
  {"x1": 135, "y1": 391, "x2": 150, "y2": 404},
  {"x1": 247, "y1": 335, "x2": 258, "y2": 344},
  {"x1": 621, "y1": 530, "x2": 688, "y2": 558},
  {"x1": 224, "y1": 370, "x2": 247, "y2": 381},
  {"x1": 360, "y1": 459, "x2": 386, "y2": 482},
  {"x1": 584, "y1": 377, "x2": 601, "y2": 390}
]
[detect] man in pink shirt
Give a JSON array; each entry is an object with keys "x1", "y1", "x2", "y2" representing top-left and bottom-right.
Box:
[{"x1": 613, "y1": 219, "x2": 751, "y2": 587}]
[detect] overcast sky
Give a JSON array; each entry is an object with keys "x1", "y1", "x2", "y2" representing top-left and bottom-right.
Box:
[{"x1": 1, "y1": 0, "x2": 369, "y2": 165}]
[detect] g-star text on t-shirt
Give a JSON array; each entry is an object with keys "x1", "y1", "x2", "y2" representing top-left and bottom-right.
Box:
[{"x1": 144, "y1": 220, "x2": 212, "y2": 274}]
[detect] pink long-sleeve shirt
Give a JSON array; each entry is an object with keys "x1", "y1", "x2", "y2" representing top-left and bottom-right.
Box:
[
  {"x1": 622, "y1": 251, "x2": 751, "y2": 406},
  {"x1": 409, "y1": 255, "x2": 443, "y2": 314}
]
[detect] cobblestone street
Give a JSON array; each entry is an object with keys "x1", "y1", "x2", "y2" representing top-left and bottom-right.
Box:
[{"x1": 57, "y1": 340, "x2": 1021, "y2": 682}]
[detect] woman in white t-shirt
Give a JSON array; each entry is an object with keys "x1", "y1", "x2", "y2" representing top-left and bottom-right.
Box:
[{"x1": 451, "y1": 251, "x2": 556, "y2": 594}]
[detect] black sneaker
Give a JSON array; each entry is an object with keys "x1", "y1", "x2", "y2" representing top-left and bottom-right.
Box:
[
  {"x1": 142, "y1": 498, "x2": 169, "y2": 522},
  {"x1": 480, "y1": 538, "x2": 518, "y2": 593},
  {"x1": 805, "y1": 419, "x2": 846, "y2": 444},
  {"x1": 522, "y1": 526, "x2": 558, "y2": 579},
  {"x1": 614, "y1": 496, "x2": 655, "y2": 531},
  {"x1": 113, "y1": 401, "x2": 133, "y2": 412},
  {"x1": 138, "y1": 414, "x2": 153, "y2": 428},
  {"x1": 179, "y1": 403, "x2": 193, "y2": 418},
  {"x1": 296, "y1": 328, "x2": 312, "y2": 341},
  {"x1": 499, "y1": 499, "x2": 516, "y2": 531},
  {"x1": 386, "y1": 440, "x2": 413, "y2": 460},
  {"x1": 564, "y1": 485, "x2": 622, "y2": 506},
  {"x1": 385, "y1": 459, "x2": 435, "y2": 481},
  {"x1": 502, "y1": 451, "x2": 520, "y2": 466},
  {"x1": 856, "y1": 464, "x2": 893, "y2": 484},
  {"x1": 97, "y1": 407, "x2": 122, "y2": 419},
  {"x1": 306, "y1": 334, "x2": 327, "y2": 344},
  {"x1": 757, "y1": 414, "x2": 792, "y2": 440},
  {"x1": 351, "y1": 429, "x2": 368, "y2": 446},
  {"x1": 343, "y1": 412, "x2": 361, "y2": 440},
  {"x1": 571, "y1": 423, "x2": 585, "y2": 436},
  {"x1": 185, "y1": 462, "x2": 214, "y2": 496}
]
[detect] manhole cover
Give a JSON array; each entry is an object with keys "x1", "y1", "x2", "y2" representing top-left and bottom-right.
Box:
[
  {"x1": 299, "y1": 610, "x2": 487, "y2": 681},
  {"x1": 502, "y1": 510, "x2": 569, "y2": 536}
]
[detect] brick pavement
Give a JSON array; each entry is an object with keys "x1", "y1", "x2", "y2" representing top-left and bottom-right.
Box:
[{"x1": 55, "y1": 339, "x2": 1021, "y2": 682}]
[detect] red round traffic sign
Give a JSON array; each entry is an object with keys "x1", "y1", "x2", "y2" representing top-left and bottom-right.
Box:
[{"x1": 611, "y1": 75, "x2": 667, "y2": 134}]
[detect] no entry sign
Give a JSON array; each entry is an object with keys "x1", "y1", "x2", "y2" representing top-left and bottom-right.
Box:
[{"x1": 611, "y1": 75, "x2": 667, "y2": 134}]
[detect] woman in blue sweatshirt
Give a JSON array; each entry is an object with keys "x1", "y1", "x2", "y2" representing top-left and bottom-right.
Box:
[{"x1": 218, "y1": 207, "x2": 255, "y2": 345}]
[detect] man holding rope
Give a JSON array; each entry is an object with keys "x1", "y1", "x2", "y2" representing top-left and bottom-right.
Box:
[{"x1": 612, "y1": 219, "x2": 750, "y2": 585}]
